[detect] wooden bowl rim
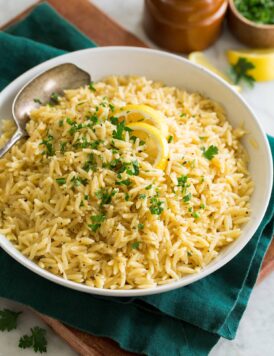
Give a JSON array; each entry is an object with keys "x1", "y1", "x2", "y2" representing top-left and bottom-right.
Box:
[{"x1": 228, "y1": 0, "x2": 274, "y2": 30}]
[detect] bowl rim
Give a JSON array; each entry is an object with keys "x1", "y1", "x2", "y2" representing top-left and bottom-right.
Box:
[
  {"x1": 0, "y1": 46, "x2": 272, "y2": 297},
  {"x1": 228, "y1": 0, "x2": 274, "y2": 30}
]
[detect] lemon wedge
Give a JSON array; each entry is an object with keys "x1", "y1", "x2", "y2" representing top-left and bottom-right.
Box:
[
  {"x1": 127, "y1": 122, "x2": 169, "y2": 170},
  {"x1": 227, "y1": 49, "x2": 274, "y2": 82},
  {"x1": 114, "y1": 104, "x2": 169, "y2": 137},
  {"x1": 188, "y1": 52, "x2": 241, "y2": 92}
]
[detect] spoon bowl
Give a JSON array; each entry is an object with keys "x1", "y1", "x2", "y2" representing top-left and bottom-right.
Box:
[{"x1": 0, "y1": 63, "x2": 91, "y2": 157}]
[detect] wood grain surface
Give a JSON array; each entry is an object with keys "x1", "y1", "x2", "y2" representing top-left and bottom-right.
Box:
[{"x1": 1, "y1": 0, "x2": 273, "y2": 355}]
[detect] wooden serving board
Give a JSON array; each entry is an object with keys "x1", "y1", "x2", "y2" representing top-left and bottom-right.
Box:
[{"x1": 1, "y1": 0, "x2": 273, "y2": 354}]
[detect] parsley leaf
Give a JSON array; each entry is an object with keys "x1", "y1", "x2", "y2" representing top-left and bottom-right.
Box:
[
  {"x1": 139, "y1": 194, "x2": 146, "y2": 200},
  {"x1": 71, "y1": 176, "x2": 88, "y2": 187},
  {"x1": 96, "y1": 188, "x2": 118, "y2": 206},
  {"x1": 168, "y1": 135, "x2": 173, "y2": 143},
  {"x1": 56, "y1": 178, "x2": 66, "y2": 186},
  {"x1": 40, "y1": 135, "x2": 55, "y2": 157},
  {"x1": 89, "y1": 82, "x2": 96, "y2": 92},
  {"x1": 83, "y1": 153, "x2": 97, "y2": 172},
  {"x1": 183, "y1": 193, "x2": 192, "y2": 202},
  {"x1": 201, "y1": 145, "x2": 218, "y2": 160},
  {"x1": 0, "y1": 309, "x2": 21, "y2": 331},
  {"x1": 19, "y1": 327, "x2": 47, "y2": 353},
  {"x1": 230, "y1": 57, "x2": 256, "y2": 87},
  {"x1": 116, "y1": 178, "x2": 131, "y2": 186},
  {"x1": 33, "y1": 98, "x2": 42, "y2": 104},
  {"x1": 50, "y1": 92, "x2": 59, "y2": 105},
  {"x1": 149, "y1": 195, "x2": 164, "y2": 215},
  {"x1": 138, "y1": 223, "x2": 144, "y2": 230},
  {"x1": 131, "y1": 241, "x2": 140, "y2": 249},
  {"x1": 91, "y1": 214, "x2": 105, "y2": 223},
  {"x1": 60, "y1": 141, "x2": 67, "y2": 153}
]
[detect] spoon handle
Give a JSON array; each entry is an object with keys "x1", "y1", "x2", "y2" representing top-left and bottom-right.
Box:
[{"x1": 0, "y1": 129, "x2": 24, "y2": 158}]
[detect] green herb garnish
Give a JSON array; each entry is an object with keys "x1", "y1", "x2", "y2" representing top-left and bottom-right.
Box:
[
  {"x1": 192, "y1": 211, "x2": 200, "y2": 219},
  {"x1": 83, "y1": 153, "x2": 97, "y2": 172},
  {"x1": 96, "y1": 188, "x2": 118, "y2": 206},
  {"x1": 235, "y1": 0, "x2": 274, "y2": 25},
  {"x1": 19, "y1": 327, "x2": 47, "y2": 353},
  {"x1": 60, "y1": 141, "x2": 67, "y2": 153},
  {"x1": 116, "y1": 178, "x2": 131, "y2": 186},
  {"x1": 168, "y1": 135, "x2": 173, "y2": 143},
  {"x1": 56, "y1": 178, "x2": 66, "y2": 186},
  {"x1": 109, "y1": 103, "x2": 115, "y2": 112},
  {"x1": 183, "y1": 193, "x2": 192, "y2": 203},
  {"x1": 230, "y1": 57, "x2": 256, "y2": 87},
  {"x1": 139, "y1": 194, "x2": 146, "y2": 200},
  {"x1": 40, "y1": 135, "x2": 55, "y2": 157},
  {"x1": 131, "y1": 241, "x2": 140, "y2": 249},
  {"x1": 201, "y1": 145, "x2": 218, "y2": 160},
  {"x1": 145, "y1": 184, "x2": 153, "y2": 190},
  {"x1": 33, "y1": 98, "x2": 42, "y2": 104},
  {"x1": 89, "y1": 82, "x2": 96, "y2": 92},
  {"x1": 0, "y1": 309, "x2": 21, "y2": 331},
  {"x1": 71, "y1": 176, "x2": 88, "y2": 187},
  {"x1": 138, "y1": 223, "x2": 144, "y2": 230},
  {"x1": 149, "y1": 195, "x2": 164, "y2": 215},
  {"x1": 50, "y1": 92, "x2": 59, "y2": 105}
]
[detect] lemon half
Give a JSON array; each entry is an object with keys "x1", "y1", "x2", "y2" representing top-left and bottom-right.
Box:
[
  {"x1": 114, "y1": 104, "x2": 169, "y2": 137},
  {"x1": 127, "y1": 122, "x2": 169, "y2": 170},
  {"x1": 227, "y1": 49, "x2": 274, "y2": 82},
  {"x1": 188, "y1": 52, "x2": 241, "y2": 92}
]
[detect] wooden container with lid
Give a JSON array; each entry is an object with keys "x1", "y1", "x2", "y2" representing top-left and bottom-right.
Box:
[{"x1": 143, "y1": 0, "x2": 228, "y2": 53}]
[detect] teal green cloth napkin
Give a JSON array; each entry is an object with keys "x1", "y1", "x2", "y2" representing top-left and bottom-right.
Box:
[{"x1": 0, "y1": 4, "x2": 274, "y2": 355}]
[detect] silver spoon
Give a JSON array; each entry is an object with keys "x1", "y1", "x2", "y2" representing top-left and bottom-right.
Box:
[{"x1": 0, "y1": 63, "x2": 91, "y2": 158}]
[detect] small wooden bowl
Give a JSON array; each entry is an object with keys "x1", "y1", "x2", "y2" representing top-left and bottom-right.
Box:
[{"x1": 227, "y1": 0, "x2": 274, "y2": 47}]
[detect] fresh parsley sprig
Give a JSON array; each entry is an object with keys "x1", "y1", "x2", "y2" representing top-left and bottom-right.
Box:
[
  {"x1": 230, "y1": 57, "x2": 256, "y2": 87},
  {"x1": 19, "y1": 326, "x2": 47, "y2": 353},
  {"x1": 0, "y1": 309, "x2": 21, "y2": 331}
]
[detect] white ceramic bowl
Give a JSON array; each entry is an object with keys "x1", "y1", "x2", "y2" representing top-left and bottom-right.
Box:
[{"x1": 0, "y1": 47, "x2": 272, "y2": 297}]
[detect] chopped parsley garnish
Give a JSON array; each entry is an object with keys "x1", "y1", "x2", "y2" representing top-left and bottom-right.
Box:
[
  {"x1": 109, "y1": 103, "x2": 115, "y2": 112},
  {"x1": 112, "y1": 119, "x2": 132, "y2": 141},
  {"x1": 33, "y1": 98, "x2": 42, "y2": 104},
  {"x1": 192, "y1": 211, "x2": 200, "y2": 219},
  {"x1": 96, "y1": 188, "x2": 118, "y2": 206},
  {"x1": 91, "y1": 214, "x2": 105, "y2": 223},
  {"x1": 130, "y1": 135, "x2": 137, "y2": 143},
  {"x1": 183, "y1": 193, "x2": 192, "y2": 203},
  {"x1": 19, "y1": 327, "x2": 47, "y2": 353},
  {"x1": 188, "y1": 207, "x2": 193, "y2": 212},
  {"x1": 201, "y1": 145, "x2": 218, "y2": 160},
  {"x1": 230, "y1": 57, "x2": 256, "y2": 87},
  {"x1": 131, "y1": 241, "x2": 140, "y2": 249},
  {"x1": 145, "y1": 184, "x2": 153, "y2": 190},
  {"x1": 40, "y1": 135, "x2": 55, "y2": 157},
  {"x1": 180, "y1": 113, "x2": 186, "y2": 117},
  {"x1": 84, "y1": 194, "x2": 89, "y2": 200},
  {"x1": 139, "y1": 194, "x2": 146, "y2": 200},
  {"x1": 83, "y1": 153, "x2": 97, "y2": 172},
  {"x1": 149, "y1": 195, "x2": 164, "y2": 215},
  {"x1": 71, "y1": 176, "x2": 88, "y2": 187},
  {"x1": 138, "y1": 223, "x2": 144, "y2": 230},
  {"x1": 60, "y1": 141, "x2": 67, "y2": 153},
  {"x1": 88, "y1": 215, "x2": 105, "y2": 232},
  {"x1": 125, "y1": 192, "x2": 130, "y2": 201},
  {"x1": 50, "y1": 92, "x2": 59, "y2": 105},
  {"x1": 56, "y1": 178, "x2": 66, "y2": 186},
  {"x1": 89, "y1": 82, "x2": 96, "y2": 92},
  {"x1": 87, "y1": 114, "x2": 99, "y2": 126},
  {"x1": 58, "y1": 119, "x2": 64, "y2": 127},
  {"x1": 200, "y1": 203, "x2": 205, "y2": 209},
  {"x1": 0, "y1": 309, "x2": 21, "y2": 331},
  {"x1": 116, "y1": 178, "x2": 131, "y2": 186},
  {"x1": 199, "y1": 136, "x2": 205, "y2": 140},
  {"x1": 168, "y1": 135, "x2": 173, "y2": 143}
]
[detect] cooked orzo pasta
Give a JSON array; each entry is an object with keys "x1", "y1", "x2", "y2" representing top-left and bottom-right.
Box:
[{"x1": 0, "y1": 76, "x2": 253, "y2": 289}]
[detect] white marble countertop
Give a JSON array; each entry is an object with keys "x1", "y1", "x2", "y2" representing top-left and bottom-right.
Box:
[{"x1": 0, "y1": 0, "x2": 273, "y2": 355}]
